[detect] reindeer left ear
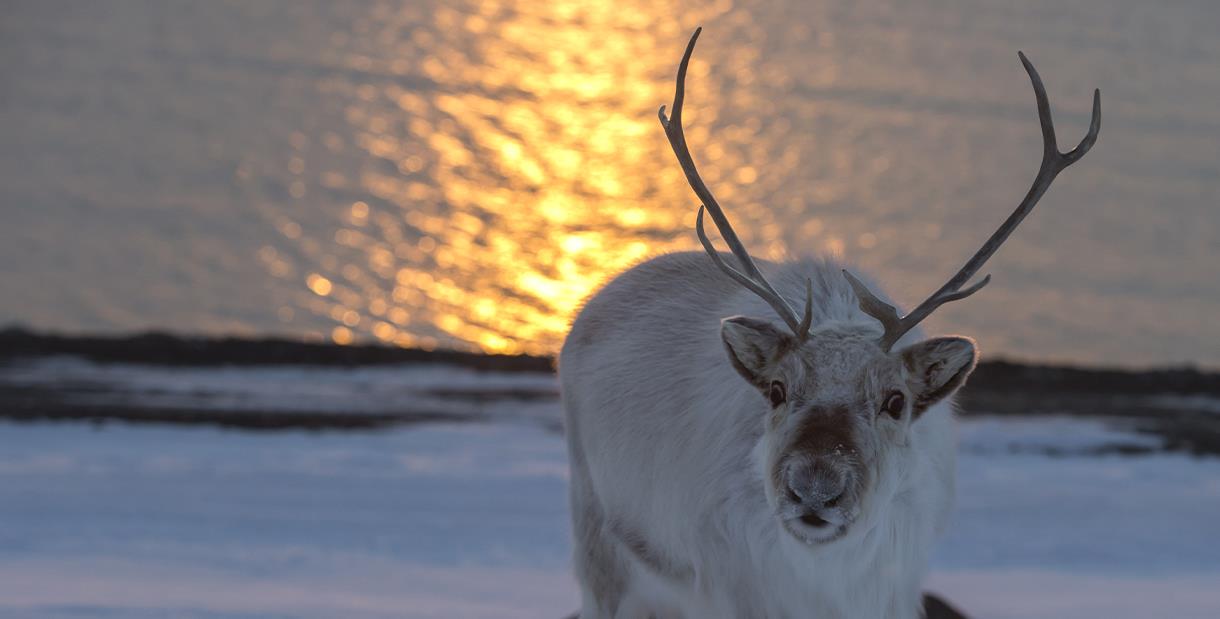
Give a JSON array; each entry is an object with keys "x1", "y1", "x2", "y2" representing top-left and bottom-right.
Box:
[
  {"x1": 900, "y1": 336, "x2": 978, "y2": 415},
  {"x1": 720, "y1": 316, "x2": 793, "y2": 390}
]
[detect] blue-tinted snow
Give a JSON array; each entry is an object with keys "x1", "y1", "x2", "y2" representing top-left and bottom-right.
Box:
[{"x1": 0, "y1": 412, "x2": 1217, "y2": 618}]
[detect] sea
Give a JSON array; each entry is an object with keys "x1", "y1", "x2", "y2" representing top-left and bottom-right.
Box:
[{"x1": 2, "y1": 0, "x2": 1218, "y2": 366}]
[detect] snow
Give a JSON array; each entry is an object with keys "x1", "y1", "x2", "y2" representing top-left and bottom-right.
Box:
[
  {"x1": 926, "y1": 570, "x2": 1220, "y2": 619},
  {"x1": 0, "y1": 361, "x2": 1217, "y2": 617},
  {"x1": 934, "y1": 418, "x2": 1220, "y2": 618},
  {"x1": 0, "y1": 423, "x2": 576, "y2": 619}
]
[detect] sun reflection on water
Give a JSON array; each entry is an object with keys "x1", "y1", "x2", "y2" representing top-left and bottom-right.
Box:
[
  {"x1": 6, "y1": 0, "x2": 1214, "y2": 366},
  {"x1": 257, "y1": 0, "x2": 788, "y2": 354}
]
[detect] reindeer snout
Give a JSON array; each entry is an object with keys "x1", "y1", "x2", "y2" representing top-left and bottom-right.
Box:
[{"x1": 784, "y1": 458, "x2": 851, "y2": 528}]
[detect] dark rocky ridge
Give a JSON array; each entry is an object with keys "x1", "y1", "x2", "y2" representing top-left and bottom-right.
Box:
[
  {"x1": 2, "y1": 328, "x2": 1217, "y2": 452},
  {"x1": 0, "y1": 327, "x2": 555, "y2": 372},
  {"x1": 3, "y1": 327, "x2": 1215, "y2": 394}
]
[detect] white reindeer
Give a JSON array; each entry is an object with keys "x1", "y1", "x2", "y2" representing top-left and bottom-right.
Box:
[{"x1": 560, "y1": 28, "x2": 1100, "y2": 619}]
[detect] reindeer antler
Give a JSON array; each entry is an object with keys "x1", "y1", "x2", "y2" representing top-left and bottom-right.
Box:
[
  {"x1": 844, "y1": 51, "x2": 1101, "y2": 350},
  {"x1": 659, "y1": 27, "x2": 814, "y2": 341}
]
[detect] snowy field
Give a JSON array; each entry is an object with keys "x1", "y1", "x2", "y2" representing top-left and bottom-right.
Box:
[{"x1": 1, "y1": 360, "x2": 1218, "y2": 618}]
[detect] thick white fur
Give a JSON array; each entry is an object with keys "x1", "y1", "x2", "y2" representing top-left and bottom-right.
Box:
[{"x1": 560, "y1": 252, "x2": 959, "y2": 619}]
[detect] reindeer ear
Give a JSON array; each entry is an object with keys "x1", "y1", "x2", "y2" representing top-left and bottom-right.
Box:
[
  {"x1": 900, "y1": 336, "x2": 978, "y2": 415},
  {"x1": 720, "y1": 316, "x2": 793, "y2": 389}
]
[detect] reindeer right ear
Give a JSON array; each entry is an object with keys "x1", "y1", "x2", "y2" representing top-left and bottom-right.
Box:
[
  {"x1": 720, "y1": 316, "x2": 792, "y2": 388},
  {"x1": 900, "y1": 336, "x2": 978, "y2": 415}
]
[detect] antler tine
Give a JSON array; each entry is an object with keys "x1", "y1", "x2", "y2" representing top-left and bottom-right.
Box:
[
  {"x1": 661, "y1": 28, "x2": 814, "y2": 340},
  {"x1": 695, "y1": 207, "x2": 814, "y2": 337},
  {"x1": 847, "y1": 52, "x2": 1101, "y2": 350},
  {"x1": 694, "y1": 207, "x2": 783, "y2": 311}
]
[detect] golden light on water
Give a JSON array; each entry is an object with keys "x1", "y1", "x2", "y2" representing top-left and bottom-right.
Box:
[
  {"x1": 254, "y1": 1, "x2": 795, "y2": 354},
  {"x1": 6, "y1": 0, "x2": 1213, "y2": 367}
]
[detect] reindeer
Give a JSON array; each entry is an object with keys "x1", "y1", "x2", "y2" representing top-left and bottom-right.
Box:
[{"x1": 559, "y1": 28, "x2": 1100, "y2": 619}]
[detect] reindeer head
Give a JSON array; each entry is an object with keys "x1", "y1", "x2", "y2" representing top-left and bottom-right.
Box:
[
  {"x1": 721, "y1": 317, "x2": 975, "y2": 543},
  {"x1": 658, "y1": 29, "x2": 1099, "y2": 545}
]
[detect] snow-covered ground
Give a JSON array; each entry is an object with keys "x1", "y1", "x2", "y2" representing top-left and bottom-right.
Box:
[
  {"x1": 0, "y1": 422, "x2": 573, "y2": 619},
  {"x1": 0, "y1": 360, "x2": 1218, "y2": 618}
]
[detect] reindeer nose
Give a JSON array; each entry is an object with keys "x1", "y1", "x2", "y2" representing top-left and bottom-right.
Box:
[{"x1": 785, "y1": 458, "x2": 848, "y2": 523}]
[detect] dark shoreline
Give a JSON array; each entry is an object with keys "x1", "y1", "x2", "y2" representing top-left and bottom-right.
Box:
[
  {"x1": 0, "y1": 327, "x2": 555, "y2": 372},
  {"x1": 2, "y1": 328, "x2": 1218, "y2": 452},
  {"x1": 3, "y1": 327, "x2": 1215, "y2": 392}
]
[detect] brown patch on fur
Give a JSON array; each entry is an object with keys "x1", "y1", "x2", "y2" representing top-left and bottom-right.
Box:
[
  {"x1": 773, "y1": 405, "x2": 863, "y2": 494},
  {"x1": 791, "y1": 405, "x2": 858, "y2": 456}
]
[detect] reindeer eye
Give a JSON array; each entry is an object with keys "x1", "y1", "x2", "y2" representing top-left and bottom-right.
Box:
[
  {"x1": 768, "y1": 381, "x2": 786, "y2": 408},
  {"x1": 881, "y1": 391, "x2": 905, "y2": 419}
]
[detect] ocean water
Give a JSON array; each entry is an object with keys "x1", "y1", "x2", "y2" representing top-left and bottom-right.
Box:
[{"x1": 1, "y1": 0, "x2": 1217, "y2": 366}]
